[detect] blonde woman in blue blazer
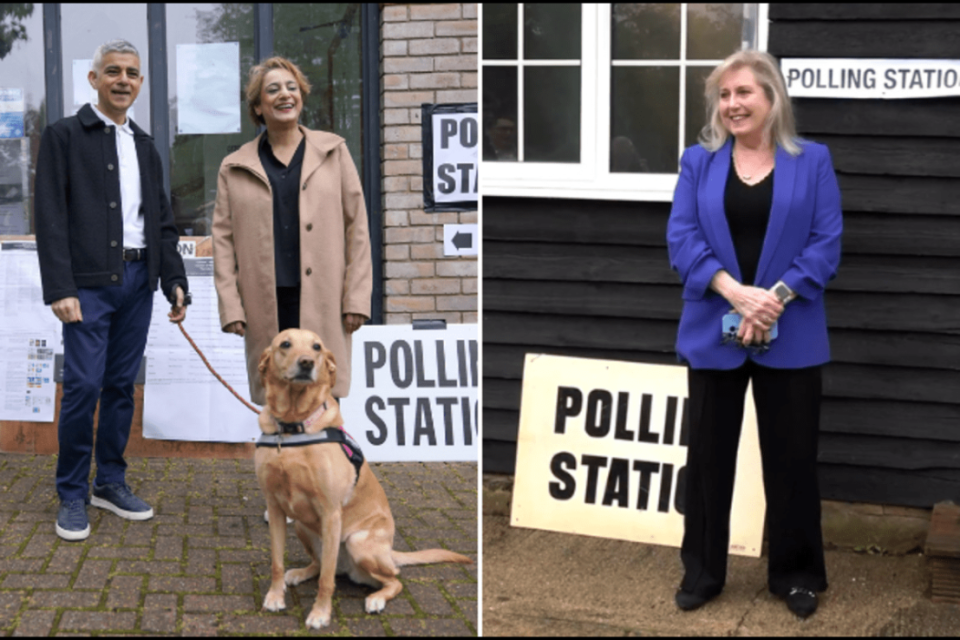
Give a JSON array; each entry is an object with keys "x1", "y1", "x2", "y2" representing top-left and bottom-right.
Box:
[{"x1": 666, "y1": 50, "x2": 842, "y2": 619}]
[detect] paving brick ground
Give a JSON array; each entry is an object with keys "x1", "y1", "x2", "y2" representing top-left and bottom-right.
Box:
[{"x1": 0, "y1": 454, "x2": 477, "y2": 636}]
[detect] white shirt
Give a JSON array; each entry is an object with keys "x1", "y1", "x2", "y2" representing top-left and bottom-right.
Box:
[{"x1": 90, "y1": 103, "x2": 145, "y2": 249}]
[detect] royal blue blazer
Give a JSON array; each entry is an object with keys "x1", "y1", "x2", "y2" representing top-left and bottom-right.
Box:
[{"x1": 666, "y1": 138, "x2": 843, "y2": 370}]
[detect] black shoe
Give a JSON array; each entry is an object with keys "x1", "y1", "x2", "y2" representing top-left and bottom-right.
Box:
[
  {"x1": 675, "y1": 589, "x2": 715, "y2": 611},
  {"x1": 785, "y1": 586, "x2": 818, "y2": 618}
]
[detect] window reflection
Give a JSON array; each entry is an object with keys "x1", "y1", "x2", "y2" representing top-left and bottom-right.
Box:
[
  {"x1": 525, "y1": 67, "x2": 581, "y2": 163},
  {"x1": 524, "y1": 3, "x2": 581, "y2": 61},
  {"x1": 482, "y1": 3, "x2": 518, "y2": 60},
  {"x1": 482, "y1": 67, "x2": 517, "y2": 161},
  {"x1": 0, "y1": 3, "x2": 44, "y2": 234},
  {"x1": 687, "y1": 3, "x2": 743, "y2": 60},
  {"x1": 612, "y1": 4, "x2": 681, "y2": 61},
  {"x1": 685, "y1": 66, "x2": 712, "y2": 149},
  {"x1": 274, "y1": 3, "x2": 363, "y2": 175},
  {"x1": 610, "y1": 67, "x2": 679, "y2": 173},
  {"x1": 166, "y1": 3, "x2": 256, "y2": 236}
]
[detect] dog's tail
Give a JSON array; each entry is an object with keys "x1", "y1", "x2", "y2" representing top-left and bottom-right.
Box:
[{"x1": 392, "y1": 549, "x2": 473, "y2": 567}]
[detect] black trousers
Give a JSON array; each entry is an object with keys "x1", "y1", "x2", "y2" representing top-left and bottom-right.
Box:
[
  {"x1": 680, "y1": 360, "x2": 828, "y2": 598},
  {"x1": 277, "y1": 286, "x2": 301, "y2": 332}
]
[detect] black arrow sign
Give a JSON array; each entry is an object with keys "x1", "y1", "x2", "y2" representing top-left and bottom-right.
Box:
[{"x1": 452, "y1": 231, "x2": 473, "y2": 249}]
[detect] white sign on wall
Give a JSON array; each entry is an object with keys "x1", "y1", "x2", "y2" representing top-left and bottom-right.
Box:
[
  {"x1": 432, "y1": 112, "x2": 478, "y2": 203},
  {"x1": 511, "y1": 354, "x2": 766, "y2": 557},
  {"x1": 781, "y1": 58, "x2": 960, "y2": 99},
  {"x1": 443, "y1": 224, "x2": 478, "y2": 257}
]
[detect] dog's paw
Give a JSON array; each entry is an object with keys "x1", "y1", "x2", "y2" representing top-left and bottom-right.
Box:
[
  {"x1": 262, "y1": 587, "x2": 287, "y2": 612},
  {"x1": 285, "y1": 566, "x2": 318, "y2": 586},
  {"x1": 365, "y1": 596, "x2": 386, "y2": 614},
  {"x1": 305, "y1": 607, "x2": 332, "y2": 629}
]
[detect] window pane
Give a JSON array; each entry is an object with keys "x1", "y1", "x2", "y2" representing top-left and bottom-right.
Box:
[
  {"x1": 483, "y1": 3, "x2": 518, "y2": 60},
  {"x1": 685, "y1": 66, "x2": 712, "y2": 150},
  {"x1": 274, "y1": 3, "x2": 363, "y2": 177},
  {"x1": 524, "y1": 4, "x2": 581, "y2": 61},
  {"x1": 61, "y1": 4, "x2": 150, "y2": 127},
  {"x1": 482, "y1": 66, "x2": 517, "y2": 162},
  {"x1": 610, "y1": 67, "x2": 679, "y2": 173},
  {"x1": 612, "y1": 4, "x2": 681, "y2": 61},
  {"x1": 166, "y1": 3, "x2": 256, "y2": 237},
  {"x1": 0, "y1": 3, "x2": 44, "y2": 234},
  {"x1": 687, "y1": 4, "x2": 743, "y2": 60},
  {"x1": 524, "y1": 67, "x2": 580, "y2": 163}
]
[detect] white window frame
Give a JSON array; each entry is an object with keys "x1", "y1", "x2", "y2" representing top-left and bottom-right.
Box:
[{"x1": 481, "y1": 3, "x2": 769, "y2": 202}]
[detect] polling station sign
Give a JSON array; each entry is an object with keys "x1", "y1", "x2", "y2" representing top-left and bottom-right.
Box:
[
  {"x1": 338, "y1": 324, "x2": 477, "y2": 462},
  {"x1": 421, "y1": 103, "x2": 478, "y2": 213},
  {"x1": 781, "y1": 58, "x2": 960, "y2": 99},
  {"x1": 511, "y1": 354, "x2": 765, "y2": 557}
]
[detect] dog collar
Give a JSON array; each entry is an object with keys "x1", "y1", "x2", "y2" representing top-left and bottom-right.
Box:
[{"x1": 272, "y1": 401, "x2": 329, "y2": 435}]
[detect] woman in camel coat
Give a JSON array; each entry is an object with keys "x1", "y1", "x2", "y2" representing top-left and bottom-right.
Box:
[{"x1": 212, "y1": 56, "x2": 372, "y2": 405}]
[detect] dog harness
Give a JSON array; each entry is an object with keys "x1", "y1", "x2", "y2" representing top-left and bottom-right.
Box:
[{"x1": 256, "y1": 403, "x2": 364, "y2": 484}]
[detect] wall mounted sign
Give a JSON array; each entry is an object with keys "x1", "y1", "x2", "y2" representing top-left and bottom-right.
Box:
[
  {"x1": 421, "y1": 103, "x2": 478, "y2": 212},
  {"x1": 443, "y1": 223, "x2": 478, "y2": 257},
  {"x1": 511, "y1": 354, "x2": 765, "y2": 557},
  {"x1": 781, "y1": 58, "x2": 960, "y2": 99}
]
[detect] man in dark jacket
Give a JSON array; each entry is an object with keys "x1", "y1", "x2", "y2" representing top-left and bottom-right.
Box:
[{"x1": 34, "y1": 39, "x2": 189, "y2": 541}]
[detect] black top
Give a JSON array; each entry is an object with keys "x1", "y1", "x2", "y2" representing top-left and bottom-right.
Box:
[
  {"x1": 724, "y1": 162, "x2": 774, "y2": 287},
  {"x1": 33, "y1": 103, "x2": 188, "y2": 304},
  {"x1": 259, "y1": 134, "x2": 306, "y2": 288}
]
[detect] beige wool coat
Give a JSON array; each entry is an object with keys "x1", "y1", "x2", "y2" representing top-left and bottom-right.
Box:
[{"x1": 212, "y1": 127, "x2": 373, "y2": 404}]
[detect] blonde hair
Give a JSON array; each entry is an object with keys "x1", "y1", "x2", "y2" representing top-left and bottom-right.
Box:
[
  {"x1": 699, "y1": 50, "x2": 801, "y2": 156},
  {"x1": 245, "y1": 56, "x2": 312, "y2": 127}
]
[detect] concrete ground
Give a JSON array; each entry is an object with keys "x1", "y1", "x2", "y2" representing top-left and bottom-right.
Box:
[
  {"x1": 0, "y1": 453, "x2": 477, "y2": 636},
  {"x1": 483, "y1": 489, "x2": 960, "y2": 637}
]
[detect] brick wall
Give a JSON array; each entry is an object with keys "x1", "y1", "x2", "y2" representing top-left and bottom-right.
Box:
[{"x1": 380, "y1": 3, "x2": 478, "y2": 325}]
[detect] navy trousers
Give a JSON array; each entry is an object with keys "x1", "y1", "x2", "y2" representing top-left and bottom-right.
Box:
[
  {"x1": 680, "y1": 360, "x2": 828, "y2": 598},
  {"x1": 56, "y1": 260, "x2": 154, "y2": 501}
]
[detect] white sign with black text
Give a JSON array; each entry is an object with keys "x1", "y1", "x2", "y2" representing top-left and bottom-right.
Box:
[
  {"x1": 339, "y1": 324, "x2": 478, "y2": 462},
  {"x1": 443, "y1": 224, "x2": 478, "y2": 257},
  {"x1": 431, "y1": 113, "x2": 478, "y2": 203},
  {"x1": 781, "y1": 58, "x2": 960, "y2": 99},
  {"x1": 511, "y1": 354, "x2": 765, "y2": 557}
]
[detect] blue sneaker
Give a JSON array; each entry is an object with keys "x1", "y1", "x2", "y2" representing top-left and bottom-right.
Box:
[
  {"x1": 91, "y1": 481, "x2": 154, "y2": 521},
  {"x1": 56, "y1": 499, "x2": 91, "y2": 541}
]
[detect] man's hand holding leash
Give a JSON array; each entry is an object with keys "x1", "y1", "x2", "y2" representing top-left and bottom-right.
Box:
[{"x1": 168, "y1": 286, "x2": 190, "y2": 323}]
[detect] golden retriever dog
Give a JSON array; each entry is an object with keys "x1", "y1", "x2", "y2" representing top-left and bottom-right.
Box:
[{"x1": 254, "y1": 328, "x2": 473, "y2": 629}]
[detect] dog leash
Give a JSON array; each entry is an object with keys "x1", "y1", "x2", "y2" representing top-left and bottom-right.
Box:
[
  {"x1": 175, "y1": 320, "x2": 362, "y2": 463},
  {"x1": 176, "y1": 320, "x2": 261, "y2": 414}
]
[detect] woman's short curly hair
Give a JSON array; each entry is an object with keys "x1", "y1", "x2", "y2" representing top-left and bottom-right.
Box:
[
  {"x1": 699, "y1": 50, "x2": 801, "y2": 156},
  {"x1": 245, "y1": 56, "x2": 312, "y2": 127}
]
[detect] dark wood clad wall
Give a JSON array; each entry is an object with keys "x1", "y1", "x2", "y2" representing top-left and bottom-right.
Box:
[{"x1": 481, "y1": 4, "x2": 960, "y2": 508}]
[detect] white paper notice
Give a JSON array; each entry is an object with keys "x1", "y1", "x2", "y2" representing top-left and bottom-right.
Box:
[
  {"x1": 0, "y1": 333, "x2": 58, "y2": 423},
  {"x1": 176, "y1": 42, "x2": 241, "y2": 134},
  {"x1": 0, "y1": 242, "x2": 61, "y2": 422},
  {"x1": 0, "y1": 242, "x2": 61, "y2": 334},
  {"x1": 142, "y1": 257, "x2": 259, "y2": 442}
]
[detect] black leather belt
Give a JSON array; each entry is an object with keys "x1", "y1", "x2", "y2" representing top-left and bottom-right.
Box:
[{"x1": 123, "y1": 248, "x2": 146, "y2": 261}]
